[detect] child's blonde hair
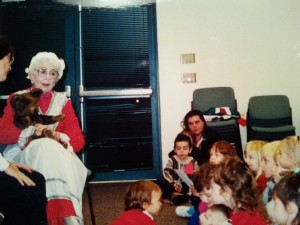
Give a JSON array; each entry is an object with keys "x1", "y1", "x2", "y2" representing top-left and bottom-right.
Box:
[
  {"x1": 261, "y1": 140, "x2": 281, "y2": 157},
  {"x1": 275, "y1": 138, "x2": 300, "y2": 170},
  {"x1": 244, "y1": 140, "x2": 267, "y2": 179}
]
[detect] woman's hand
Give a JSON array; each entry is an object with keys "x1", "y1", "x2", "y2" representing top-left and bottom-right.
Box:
[
  {"x1": 34, "y1": 124, "x2": 55, "y2": 136},
  {"x1": 4, "y1": 162, "x2": 36, "y2": 186}
]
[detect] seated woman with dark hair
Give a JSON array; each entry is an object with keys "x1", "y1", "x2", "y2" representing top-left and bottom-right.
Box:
[
  {"x1": 0, "y1": 34, "x2": 47, "y2": 225},
  {"x1": 169, "y1": 110, "x2": 221, "y2": 166}
]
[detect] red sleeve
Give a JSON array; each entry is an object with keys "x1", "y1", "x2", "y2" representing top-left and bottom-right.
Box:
[
  {"x1": 256, "y1": 174, "x2": 270, "y2": 193},
  {"x1": 55, "y1": 100, "x2": 85, "y2": 153},
  {"x1": 0, "y1": 94, "x2": 22, "y2": 144}
]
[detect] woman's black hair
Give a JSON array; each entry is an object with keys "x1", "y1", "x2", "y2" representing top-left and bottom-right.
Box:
[
  {"x1": 0, "y1": 35, "x2": 14, "y2": 60},
  {"x1": 182, "y1": 110, "x2": 207, "y2": 131}
]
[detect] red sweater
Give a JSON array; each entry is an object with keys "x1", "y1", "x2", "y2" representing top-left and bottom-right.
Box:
[
  {"x1": 231, "y1": 210, "x2": 268, "y2": 225},
  {"x1": 0, "y1": 90, "x2": 85, "y2": 152},
  {"x1": 109, "y1": 209, "x2": 157, "y2": 225},
  {"x1": 256, "y1": 173, "x2": 270, "y2": 193}
]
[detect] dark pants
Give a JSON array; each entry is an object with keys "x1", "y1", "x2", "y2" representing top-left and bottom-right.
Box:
[
  {"x1": 160, "y1": 180, "x2": 189, "y2": 198},
  {"x1": 0, "y1": 169, "x2": 47, "y2": 225}
]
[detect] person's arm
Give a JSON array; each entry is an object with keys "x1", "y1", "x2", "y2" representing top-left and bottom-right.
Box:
[
  {"x1": 0, "y1": 154, "x2": 35, "y2": 186},
  {"x1": 55, "y1": 100, "x2": 85, "y2": 152},
  {"x1": 163, "y1": 157, "x2": 182, "y2": 191},
  {"x1": 0, "y1": 94, "x2": 22, "y2": 144}
]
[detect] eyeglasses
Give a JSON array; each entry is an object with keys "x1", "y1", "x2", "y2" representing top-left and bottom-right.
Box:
[
  {"x1": 9, "y1": 57, "x2": 14, "y2": 66},
  {"x1": 34, "y1": 67, "x2": 59, "y2": 79}
]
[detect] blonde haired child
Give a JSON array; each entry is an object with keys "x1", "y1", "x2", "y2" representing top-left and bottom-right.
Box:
[
  {"x1": 261, "y1": 141, "x2": 281, "y2": 205},
  {"x1": 244, "y1": 140, "x2": 268, "y2": 193},
  {"x1": 266, "y1": 138, "x2": 300, "y2": 224},
  {"x1": 272, "y1": 138, "x2": 300, "y2": 183}
]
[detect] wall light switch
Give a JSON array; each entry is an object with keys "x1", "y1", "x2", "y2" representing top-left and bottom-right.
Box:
[
  {"x1": 181, "y1": 53, "x2": 195, "y2": 64},
  {"x1": 182, "y1": 73, "x2": 196, "y2": 83}
]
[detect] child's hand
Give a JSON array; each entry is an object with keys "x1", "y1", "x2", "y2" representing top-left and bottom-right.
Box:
[
  {"x1": 190, "y1": 183, "x2": 200, "y2": 196},
  {"x1": 175, "y1": 185, "x2": 182, "y2": 192}
]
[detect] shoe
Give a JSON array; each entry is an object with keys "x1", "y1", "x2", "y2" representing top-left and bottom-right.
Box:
[
  {"x1": 175, "y1": 206, "x2": 195, "y2": 217},
  {"x1": 170, "y1": 192, "x2": 189, "y2": 206}
]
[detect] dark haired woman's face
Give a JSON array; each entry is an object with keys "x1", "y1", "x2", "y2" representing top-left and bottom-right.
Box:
[{"x1": 187, "y1": 115, "x2": 205, "y2": 136}]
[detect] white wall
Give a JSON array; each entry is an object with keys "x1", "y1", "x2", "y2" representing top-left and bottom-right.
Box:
[{"x1": 156, "y1": 0, "x2": 300, "y2": 166}]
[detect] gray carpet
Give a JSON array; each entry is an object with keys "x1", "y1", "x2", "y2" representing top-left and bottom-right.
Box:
[{"x1": 82, "y1": 182, "x2": 190, "y2": 225}]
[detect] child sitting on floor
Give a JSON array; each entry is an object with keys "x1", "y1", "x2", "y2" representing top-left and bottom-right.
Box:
[
  {"x1": 266, "y1": 138, "x2": 300, "y2": 224},
  {"x1": 200, "y1": 204, "x2": 232, "y2": 225},
  {"x1": 260, "y1": 140, "x2": 281, "y2": 205},
  {"x1": 271, "y1": 172, "x2": 300, "y2": 225},
  {"x1": 109, "y1": 180, "x2": 162, "y2": 225},
  {"x1": 176, "y1": 141, "x2": 237, "y2": 223},
  {"x1": 162, "y1": 133, "x2": 197, "y2": 205},
  {"x1": 208, "y1": 157, "x2": 269, "y2": 225},
  {"x1": 244, "y1": 140, "x2": 268, "y2": 193},
  {"x1": 273, "y1": 138, "x2": 300, "y2": 183}
]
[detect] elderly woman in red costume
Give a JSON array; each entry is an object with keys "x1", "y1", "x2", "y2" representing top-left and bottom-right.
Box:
[{"x1": 0, "y1": 52, "x2": 87, "y2": 225}]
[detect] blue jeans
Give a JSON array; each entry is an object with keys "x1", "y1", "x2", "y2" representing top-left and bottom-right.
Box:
[{"x1": 188, "y1": 209, "x2": 201, "y2": 225}]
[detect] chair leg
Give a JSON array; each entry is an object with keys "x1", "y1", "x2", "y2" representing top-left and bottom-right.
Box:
[{"x1": 86, "y1": 183, "x2": 96, "y2": 225}]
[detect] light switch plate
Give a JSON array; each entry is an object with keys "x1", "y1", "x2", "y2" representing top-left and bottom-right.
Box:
[{"x1": 181, "y1": 53, "x2": 195, "y2": 64}]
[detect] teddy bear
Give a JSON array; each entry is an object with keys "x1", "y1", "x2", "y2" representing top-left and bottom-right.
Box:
[{"x1": 10, "y1": 88, "x2": 68, "y2": 148}]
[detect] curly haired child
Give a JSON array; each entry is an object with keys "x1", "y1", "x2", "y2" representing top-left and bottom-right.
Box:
[
  {"x1": 177, "y1": 141, "x2": 238, "y2": 224},
  {"x1": 208, "y1": 157, "x2": 269, "y2": 225},
  {"x1": 109, "y1": 180, "x2": 162, "y2": 225}
]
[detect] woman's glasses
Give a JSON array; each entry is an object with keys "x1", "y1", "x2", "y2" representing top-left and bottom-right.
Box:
[{"x1": 34, "y1": 67, "x2": 59, "y2": 79}]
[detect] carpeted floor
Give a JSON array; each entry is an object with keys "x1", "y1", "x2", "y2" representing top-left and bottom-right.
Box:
[{"x1": 82, "y1": 182, "x2": 190, "y2": 225}]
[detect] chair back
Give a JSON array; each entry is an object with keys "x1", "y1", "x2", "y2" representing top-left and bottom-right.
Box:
[
  {"x1": 192, "y1": 87, "x2": 236, "y2": 112},
  {"x1": 247, "y1": 95, "x2": 292, "y2": 127}
]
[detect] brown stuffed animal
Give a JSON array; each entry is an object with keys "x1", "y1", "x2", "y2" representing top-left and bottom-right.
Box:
[{"x1": 10, "y1": 88, "x2": 68, "y2": 148}]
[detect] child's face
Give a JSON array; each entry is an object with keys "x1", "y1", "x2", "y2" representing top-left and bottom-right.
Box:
[
  {"x1": 261, "y1": 152, "x2": 276, "y2": 178},
  {"x1": 244, "y1": 150, "x2": 260, "y2": 173},
  {"x1": 143, "y1": 190, "x2": 162, "y2": 216},
  {"x1": 209, "y1": 148, "x2": 224, "y2": 165},
  {"x1": 174, "y1": 141, "x2": 192, "y2": 159},
  {"x1": 199, "y1": 187, "x2": 213, "y2": 206},
  {"x1": 272, "y1": 193, "x2": 297, "y2": 225},
  {"x1": 272, "y1": 162, "x2": 290, "y2": 183},
  {"x1": 200, "y1": 208, "x2": 228, "y2": 225},
  {"x1": 209, "y1": 181, "x2": 232, "y2": 208}
]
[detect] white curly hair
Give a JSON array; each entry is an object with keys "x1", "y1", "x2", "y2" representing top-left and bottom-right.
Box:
[{"x1": 25, "y1": 52, "x2": 65, "y2": 80}]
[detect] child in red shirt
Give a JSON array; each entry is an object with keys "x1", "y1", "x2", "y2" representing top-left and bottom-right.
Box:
[{"x1": 109, "y1": 180, "x2": 162, "y2": 225}]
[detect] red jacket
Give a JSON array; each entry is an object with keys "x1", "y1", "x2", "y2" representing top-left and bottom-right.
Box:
[
  {"x1": 231, "y1": 210, "x2": 268, "y2": 225},
  {"x1": 0, "y1": 90, "x2": 85, "y2": 152},
  {"x1": 109, "y1": 210, "x2": 157, "y2": 225}
]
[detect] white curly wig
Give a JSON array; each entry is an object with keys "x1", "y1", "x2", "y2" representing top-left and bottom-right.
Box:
[{"x1": 25, "y1": 52, "x2": 65, "y2": 80}]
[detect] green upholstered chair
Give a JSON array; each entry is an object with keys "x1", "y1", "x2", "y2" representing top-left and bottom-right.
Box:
[
  {"x1": 247, "y1": 95, "x2": 295, "y2": 141},
  {"x1": 192, "y1": 87, "x2": 243, "y2": 159}
]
